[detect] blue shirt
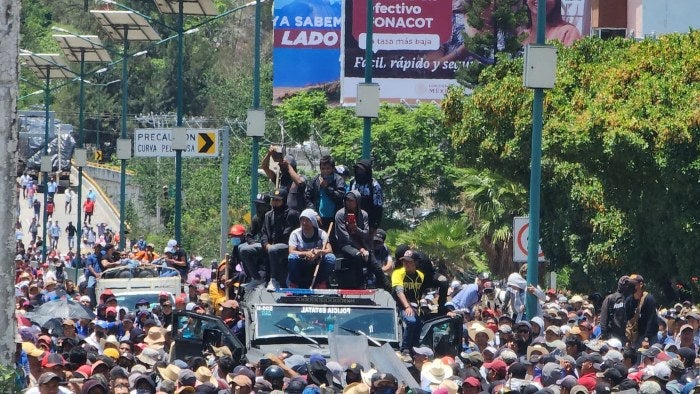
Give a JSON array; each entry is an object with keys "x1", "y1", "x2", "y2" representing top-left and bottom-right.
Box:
[
  {"x1": 451, "y1": 283, "x2": 480, "y2": 312},
  {"x1": 85, "y1": 253, "x2": 100, "y2": 277},
  {"x1": 47, "y1": 182, "x2": 57, "y2": 193},
  {"x1": 318, "y1": 187, "x2": 335, "y2": 218}
]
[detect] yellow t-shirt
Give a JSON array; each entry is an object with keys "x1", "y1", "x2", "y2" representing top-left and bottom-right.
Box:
[{"x1": 391, "y1": 267, "x2": 424, "y2": 305}]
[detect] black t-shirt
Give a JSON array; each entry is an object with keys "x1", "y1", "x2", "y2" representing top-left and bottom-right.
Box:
[{"x1": 174, "y1": 248, "x2": 188, "y2": 279}]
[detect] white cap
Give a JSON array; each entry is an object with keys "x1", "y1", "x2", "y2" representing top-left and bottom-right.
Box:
[
  {"x1": 167, "y1": 239, "x2": 177, "y2": 248},
  {"x1": 185, "y1": 302, "x2": 196, "y2": 311},
  {"x1": 605, "y1": 338, "x2": 623, "y2": 350},
  {"x1": 195, "y1": 256, "x2": 203, "y2": 262}
]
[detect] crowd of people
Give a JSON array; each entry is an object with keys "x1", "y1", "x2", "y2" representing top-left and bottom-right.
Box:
[{"x1": 13, "y1": 154, "x2": 700, "y2": 394}]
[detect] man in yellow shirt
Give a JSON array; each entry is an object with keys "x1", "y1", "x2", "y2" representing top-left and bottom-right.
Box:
[{"x1": 391, "y1": 249, "x2": 425, "y2": 351}]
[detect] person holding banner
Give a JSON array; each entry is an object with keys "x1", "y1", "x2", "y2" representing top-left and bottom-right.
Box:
[{"x1": 522, "y1": 0, "x2": 581, "y2": 47}]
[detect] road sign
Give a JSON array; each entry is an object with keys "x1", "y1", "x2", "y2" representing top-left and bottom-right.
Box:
[
  {"x1": 197, "y1": 132, "x2": 216, "y2": 154},
  {"x1": 94, "y1": 150, "x2": 103, "y2": 162},
  {"x1": 513, "y1": 216, "x2": 545, "y2": 263},
  {"x1": 133, "y1": 128, "x2": 219, "y2": 158}
]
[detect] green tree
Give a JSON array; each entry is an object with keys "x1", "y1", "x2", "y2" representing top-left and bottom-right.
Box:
[
  {"x1": 392, "y1": 216, "x2": 488, "y2": 277},
  {"x1": 445, "y1": 32, "x2": 700, "y2": 300},
  {"x1": 458, "y1": 0, "x2": 528, "y2": 86},
  {"x1": 455, "y1": 167, "x2": 527, "y2": 276}
]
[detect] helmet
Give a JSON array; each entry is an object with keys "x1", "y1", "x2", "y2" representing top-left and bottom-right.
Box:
[
  {"x1": 229, "y1": 224, "x2": 245, "y2": 237},
  {"x1": 263, "y1": 365, "x2": 285, "y2": 381}
]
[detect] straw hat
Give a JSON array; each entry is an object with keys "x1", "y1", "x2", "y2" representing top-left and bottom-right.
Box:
[
  {"x1": 157, "y1": 364, "x2": 182, "y2": 382},
  {"x1": 421, "y1": 359, "x2": 453, "y2": 384},
  {"x1": 195, "y1": 366, "x2": 218, "y2": 386},
  {"x1": 144, "y1": 327, "x2": 166, "y2": 348},
  {"x1": 467, "y1": 322, "x2": 495, "y2": 342}
]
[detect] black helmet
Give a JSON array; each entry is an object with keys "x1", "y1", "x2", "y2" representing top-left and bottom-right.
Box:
[{"x1": 263, "y1": 365, "x2": 285, "y2": 388}]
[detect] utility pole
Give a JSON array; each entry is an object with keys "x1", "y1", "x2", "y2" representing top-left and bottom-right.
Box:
[{"x1": 0, "y1": 0, "x2": 20, "y2": 365}]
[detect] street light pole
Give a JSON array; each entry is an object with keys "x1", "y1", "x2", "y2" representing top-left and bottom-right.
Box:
[
  {"x1": 361, "y1": 0, "x2": 374, "y2": 160},
  {"x1": 76, "y1": 51, "x2": 86, "y2": 279},
  {"x1": 174, "y1": 0, "x2": 185, "y2": 244},
  {"x1": 525, "y1": 0, "x2": 547, "y2": 319},
  {"x1": 119, "y1": 27, "x2": 130, "y2": 250},
  {"x1": 42, "y1": 70, "x2": 50, "y2": 263},
  {"x1": 250, "y1": 0, "x2": 261, "y2": 213}
]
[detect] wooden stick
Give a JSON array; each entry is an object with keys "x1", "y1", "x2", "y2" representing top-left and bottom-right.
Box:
[{"x1": 310, "y1": 222, "x2": 333, "y2": 289}]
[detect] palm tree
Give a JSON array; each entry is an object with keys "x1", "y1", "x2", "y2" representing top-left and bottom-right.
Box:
[
  {"x1": 391, "y1": 216, "x2": 488, "y2": 279},
  {"x1": 456, "y1": 167, "x2": 527, "y2": 276}
]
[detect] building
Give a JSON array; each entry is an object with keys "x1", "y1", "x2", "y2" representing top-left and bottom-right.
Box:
[{"x1": 591, "y1": 0, "x2": 700, "y2": 39}]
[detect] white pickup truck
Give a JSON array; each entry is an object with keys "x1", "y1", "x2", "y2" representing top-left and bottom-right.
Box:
[{"x1": 96, "y1": 264, "x2": 182, "y2": 309}]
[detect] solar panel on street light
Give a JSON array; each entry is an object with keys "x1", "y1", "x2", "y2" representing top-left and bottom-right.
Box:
[
  {"x1": 153, "y1": 0, "x2": 217, "y2": 16},
  {"x1": 91, "y1": 10, "x2": 161, "y2": 41},
  {"x1": 53, "y1": 35, "x2": 113, "y2": 63},
  {"x1": 20, "y1": 53, "x2": 75, "y2": 79}
]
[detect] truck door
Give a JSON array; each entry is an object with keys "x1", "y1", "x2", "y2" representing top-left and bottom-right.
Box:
[
  {"x1": 170, "y1": 311, "x2": 246, "y2": 363},
  {"x1": 418, "y1": 315, "x2": 463, "y2": 358}
]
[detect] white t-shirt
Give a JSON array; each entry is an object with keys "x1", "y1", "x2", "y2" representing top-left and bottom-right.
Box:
[{"x1": 288, "y1": 228, "x2": 328, "y2": 252}]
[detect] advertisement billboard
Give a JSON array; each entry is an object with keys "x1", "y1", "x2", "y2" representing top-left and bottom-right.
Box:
[
  {"x1": 341, "y1": 0, "x2": 589, "y2": 104},
  {"x1": 273, "y1": 0, "x2": 343, "y2": 101}
]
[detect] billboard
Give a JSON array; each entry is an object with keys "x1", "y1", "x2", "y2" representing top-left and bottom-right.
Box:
[
  {"x1": 341, "y1": 0, "x2": 590, "y2": 104},
  {"x1": 272, "y1": 0, "x2": 343, "y2": 101}
]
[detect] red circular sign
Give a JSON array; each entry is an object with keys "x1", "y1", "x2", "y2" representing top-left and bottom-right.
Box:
[{"x1": 517, "y1": 223, "x2": 545, "y2": 258}]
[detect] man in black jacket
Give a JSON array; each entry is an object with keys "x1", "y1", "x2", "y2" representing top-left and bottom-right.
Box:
[
  {"x1": 240, "y1": 193, "x2": 271, "y2": 290},
  {"x1": 599, "y1": 275, "x2": 630, "y2": 341},
  {"x1": 305, "y1": 155, "x2": 346, "y2": 231},
  {"x1": 349, "y1": 159, "x2": 383, "y2": 233},
  {"x1": 261, "y1": 187, "x2": 299, "y2": 291},
  {"x1": 625, "y1": 274, "x2": 658, "y2": 347}
]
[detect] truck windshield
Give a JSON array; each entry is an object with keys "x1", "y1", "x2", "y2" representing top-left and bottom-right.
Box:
[{"x1": 255, "y1": 304, "x2": 398, "y2": 342}]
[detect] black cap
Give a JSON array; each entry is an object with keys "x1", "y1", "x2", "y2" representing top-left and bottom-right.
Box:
[
  {"x1": 271, "y1": 187, "x2": 288, "y2": 200},
  {"x1": 254, "y1": 193, "x2": 270, "y2": 205}
]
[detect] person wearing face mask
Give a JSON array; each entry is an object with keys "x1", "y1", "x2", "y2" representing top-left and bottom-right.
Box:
[
  {"x1": 240, "y1": 194, "x2": 271, "y2": 290},
  {"x1": 260, "y1": 187, "x2": 299, "y2": 292},
  {"x1": 227, "y1": 223, "x2": 247, "y2": 294}
]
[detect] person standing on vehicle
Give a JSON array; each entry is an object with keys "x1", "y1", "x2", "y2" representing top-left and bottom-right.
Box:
[
  {"x1": 85, "y1": 244, "x2": 103, "y2": 307},
  {"x1": 166, "y1": 239, "x2": 189, "y2": 281},
  {"x1": 349, "y1": 159, "x2": 384, "y2": 233},
  {"x1": 599, "y1": 275, "x2": 630, "y2": 341},
  {"x1": 240, "y1": 194, "x2": 270, "y2": 290},
  {"x1": 305, "y1": 155, "x2": 346, "y2": 231},
  {"x1": 262, "y1": 147, "x2": 307, "y2": 212},
  {"x1": 392, "y1": 249, "x2": 425, "y2": 351},
  {"x1": 261, "y1": 187, "x2": 299, "y2": 291}
]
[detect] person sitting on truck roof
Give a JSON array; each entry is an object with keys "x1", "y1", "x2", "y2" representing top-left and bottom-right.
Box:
[
  {"x1": 333, "y1": 190, "x2": 388, "y2": 290},
  {"x1": 261, "y1": 187, "x2": 299, "y2": 292},
  {"x1": 239, "y1": 193, "x2": 271, "y2": 290},
  {"x1": 287, "y1": 208, "x2": 336, "y2": 289}
]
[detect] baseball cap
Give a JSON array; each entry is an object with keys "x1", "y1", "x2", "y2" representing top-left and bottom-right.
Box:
[
  {"x1": 271, "y1": 187, "x2": 288, "y2": 200},
  {"x1": 412, "y1": 346, "x2": 434, "y2": 358},
  {"x1": 346, "y1": 362, "x2": 364, "y2": 375},
  {"x1": 484, "y1": 359, "x2": 507, "y2": 374},
  {"x1": 399, "y1": 250, "x2": 417, "y2": 263},
  {"x1": 37, "y1": 372, "x2": 61, "y2": 386}
]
